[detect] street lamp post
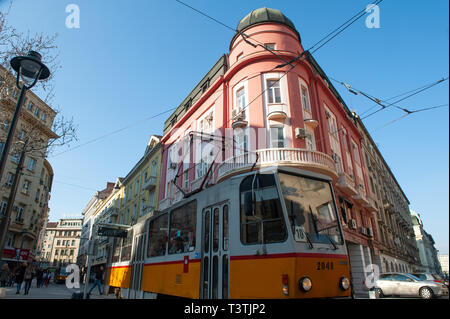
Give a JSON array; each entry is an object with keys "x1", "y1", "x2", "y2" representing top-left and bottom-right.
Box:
[{"x1": 0, "y1": 51, "x2": 50, "y2": 262}]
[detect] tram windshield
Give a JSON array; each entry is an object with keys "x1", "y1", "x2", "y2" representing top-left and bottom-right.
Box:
[{"x1": 278, "y1": 173, "x2": 343, "y2": 246}]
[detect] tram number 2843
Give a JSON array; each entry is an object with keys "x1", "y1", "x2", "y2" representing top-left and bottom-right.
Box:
[{"x1": 316, "y1": 262, "x2": 334, "y2": 270}]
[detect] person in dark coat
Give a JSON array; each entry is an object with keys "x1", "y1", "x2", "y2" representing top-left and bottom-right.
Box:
[
  {"x1": 0, "y1": 263, "x2": 11, "y2": 287},
  {"x1": 36, "y1": 268, "x2": 43, "y2": 288},
  {"x1": 14, "y1": 263, "x2": 27, "y2": 294}
]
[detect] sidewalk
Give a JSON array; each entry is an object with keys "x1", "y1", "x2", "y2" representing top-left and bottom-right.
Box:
[{"x1": 0, "y1": 281, "x2": 116, "y2": 299}]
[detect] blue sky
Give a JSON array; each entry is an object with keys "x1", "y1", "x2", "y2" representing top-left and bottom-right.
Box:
[{"x1": 2, "y1": 1, "x2": 448, "y2": 253}]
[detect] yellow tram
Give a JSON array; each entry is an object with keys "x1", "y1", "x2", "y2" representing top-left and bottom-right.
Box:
[{"x1": 108, "y1": 167, "x2": 352, "y2": 299}]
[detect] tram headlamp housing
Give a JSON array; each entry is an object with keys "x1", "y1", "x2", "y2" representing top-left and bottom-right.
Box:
[
  {"x1": 339, "y1": 277, "x2": 350, "y2": 290},
  {"x1": 299, "y1": 277, "x2": 312, "y2": 292}
]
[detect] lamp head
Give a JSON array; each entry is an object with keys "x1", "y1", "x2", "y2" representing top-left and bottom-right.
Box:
[{"x1": 10, "y1": 51, "x2": 50, "y2": 87}]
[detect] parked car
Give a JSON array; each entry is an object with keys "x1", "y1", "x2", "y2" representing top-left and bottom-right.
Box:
[
  {"x1": 374, "y1": 272, "x2": 448, "y2": 299},
  {"x1": 412, "y1": 273, "x2": 445, "y2": 284}
]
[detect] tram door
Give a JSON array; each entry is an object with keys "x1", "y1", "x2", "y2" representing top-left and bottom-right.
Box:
[
  {"x1": 201, "y1": 203, "x2": 229, "y2": 299},
  {"x1": 129, "y1": 234, "x2": 145, "y2": 299}
]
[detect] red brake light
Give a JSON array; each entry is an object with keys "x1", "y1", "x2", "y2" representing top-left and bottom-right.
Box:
[{"x1": 434, "y1": 280, "x2": 441, "y2": 283}]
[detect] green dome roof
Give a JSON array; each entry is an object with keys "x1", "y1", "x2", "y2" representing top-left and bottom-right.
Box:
[{"x1": 231, "y1": 8, "x2": 301, "y2": 46}]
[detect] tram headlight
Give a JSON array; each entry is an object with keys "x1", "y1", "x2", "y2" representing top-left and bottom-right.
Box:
[
  {"x1": 339, "y1": 277, "x2": 350, "y2": 290},
  {"x1": 299, "y1": 277, "x2": 312, "y2": 292}
]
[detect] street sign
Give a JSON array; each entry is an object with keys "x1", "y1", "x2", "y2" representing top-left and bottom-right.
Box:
[{"x1": 97, "y1": 227, "x2": 127, "y2": 238}]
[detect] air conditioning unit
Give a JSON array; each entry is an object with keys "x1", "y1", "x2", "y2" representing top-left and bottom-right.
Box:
[
  {"x1": 359, "y1": 226, "x2": 366, "y2": 235},
  {"x1": 348, "y1": 219, "x2": 357, "y2": 229},
  {"x1": 295, "y1": 127, "x2": 307, "y2": 139},
  {"x1": 367, "y1": 227, "x2": 373, "y2": 237}
]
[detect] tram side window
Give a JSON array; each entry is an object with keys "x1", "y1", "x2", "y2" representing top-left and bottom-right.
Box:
[
  {"x1": 147, "y1": 213, "x2": 168, "y2": 257},
  {"x1": 168, "y1": 200, "x2": 197, "y2": 254},
  {"x1": 112, "y1": 238, "x2": 121, "y2": 263},
  {"x1": 120, "y1": 230, "x2": 133, "y2": 262},
  {"x1": 240, "y1": 174, "x2": 287, "y2": 245}
]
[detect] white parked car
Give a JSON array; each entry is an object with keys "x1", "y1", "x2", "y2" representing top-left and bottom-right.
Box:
[{"x1": 374, "y1": 272, "x2": 447, "y2": 299}]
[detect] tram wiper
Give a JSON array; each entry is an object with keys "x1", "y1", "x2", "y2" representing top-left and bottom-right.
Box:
[
  {"x1": 325, "y1": 236, "x2": 338, "y2": 250},
  {"x1": 304, "y1": 233, "x2": 314, "y2": 249}
]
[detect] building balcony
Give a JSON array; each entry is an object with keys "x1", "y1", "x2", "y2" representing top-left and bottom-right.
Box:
[
  {"x1": 352, "y1": 184, "x2": 370, "y2": 206},
  {"x1": 159, "y1": 188, "x2": 184, "y2": 211},
  {"x1": 267, "y1": 103, "x2": 287, "y2": 121},
  {"x1": 231, "y1": 108, "x2": 248, "y2": 129},
  {"x1": 142, "y1": 176, "x2": 157, "y2": 191},
  {"x1": 217, "y1": 148, "x2": 338, "y2": 182},
  {"x1": 365, "y1": 196, "x2": 378, "y2": 212},
  {"x1": 142, "y1": 205, "x2": 155, "y2": 216},
  {"x1": 335, "y1": 168, "x2": 358, "y2": 197}
]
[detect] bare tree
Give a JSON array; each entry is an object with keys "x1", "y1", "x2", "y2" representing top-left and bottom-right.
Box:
[{"x1": 0, "y1": 1, "x2": 77, "y2": 159}]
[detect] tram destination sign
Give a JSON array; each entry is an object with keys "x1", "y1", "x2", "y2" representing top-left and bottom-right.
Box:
[{"x1": 97, "y1": 227, "x2": 127, "y2": 238}]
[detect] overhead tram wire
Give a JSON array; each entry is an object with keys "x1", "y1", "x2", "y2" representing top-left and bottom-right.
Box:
[
  {"x1": 328, "y1": 76, "x2": 449, "y2": 120},
  {"x1": 275, "y1": 0, "x2": 383, "y2": 69},
  {"x1": 50, "y1": 107, "x2": 179, "y2": 158},
  {"x1": 174, "y1": 0, "x2": 295, "y2": 67},
  {"x1": 371, "y1": 103, "x2": 449, "y2": 132},
  {"x1": 360, "y1": 77, "x2": 448, "y2": 120},
  {"x1": 357, "y1": 80, "x2": 449, "y2": 117}
]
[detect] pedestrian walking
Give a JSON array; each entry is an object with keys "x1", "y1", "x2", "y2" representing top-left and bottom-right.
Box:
[
  {"x1": 43, "y1": 270, "x2": 50, "y2": 287},
  {"x1": 88, "y1": 266, "x2": 104, "y2": 296},
  {"x1": 14, "y1": 263, "x2": 27, "y2": 294},
  {"x1": 0, "y1": 263, "x2": 11, "y2": 288},
  {"x1": 49, "y1": 270, "x2": 55, "y2": 284},
  {"x1": 42, "y1": 270, "x2": 48, "y2": 287},
  {"x1": 36, "y1": 268, "x2": 43, "y2": 288},
  {"x1": 23, "y1": 263, "x2": 35, "y2": 295}
]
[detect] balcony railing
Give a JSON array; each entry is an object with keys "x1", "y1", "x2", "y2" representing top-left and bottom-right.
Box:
[
  {"x1": 142, "y1": 176, "x2": 157, "y2": 191},
  {"x1": 335, "y1": 165, "x2": 358, "y2": 196},
  {"x1": 353, "y1": 184, "x2": 370, "y2": 206},
  {"x1": 217, "y1": 148, "x2": 337, "y2": 182}
]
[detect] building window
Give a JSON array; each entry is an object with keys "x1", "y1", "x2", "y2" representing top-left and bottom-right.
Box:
[
  {"x1": 267, "y1": 79, "x2": 281, "y2": 104},
  {"x1": 135, "y1": 179, "x2": 139, "y2": 195},
  {"x1": 28, "y1": 158, "x2": 36, "y2": 171},
  {"x1": 183, "y1": 170, "x2": 189, "y2": 189},
  {"x1": 264, "y1": 43, "x2": 276, "y2": 50},
  {"x1": 300, "y1": 84, "x2": 311, "y2": 113},
  {"x1": 234, "y1": 128, "x2": 248, "y2": 156},
  {"x1": 11, "y1": 152, "x2": 20, "y2": 163},
  {"x1": 270, "y1": 125, "x2": 285, "y2": 148},
  {"x1": 18, "y1": 130, "x2": 26, "y2": 141},
  {"x1": 27, "y1": 102, "x2": 33, "y2": 111},
  {"x1": 201, "y1": 79, "x2": 210, "y2": 93},
  {"x1": 34, "y1": 108, "x2": 40, "y2": 117},
  {"x1": 236, "y1": 87, "x2": 246, "y2": 110},
  {"x1": 0, "y1": 200, "x2": 8, "y2": 216},
  {"x1": 2, "y1": 120, "x2": 8, "y2": 130},
  {"x1": 305, "y1": 130, "x2": 316, "y2": 151},
  {"x1": 22, "y1": 180, "x2": 31, "y2": 194},
  {"x1": 5, "y1": 173, "x2": 14, "y2": 187}
]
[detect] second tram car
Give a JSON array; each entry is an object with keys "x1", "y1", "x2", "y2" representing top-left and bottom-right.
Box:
[{"x1": 108, "y1": 167, "x2": 352, "y2": 299}]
